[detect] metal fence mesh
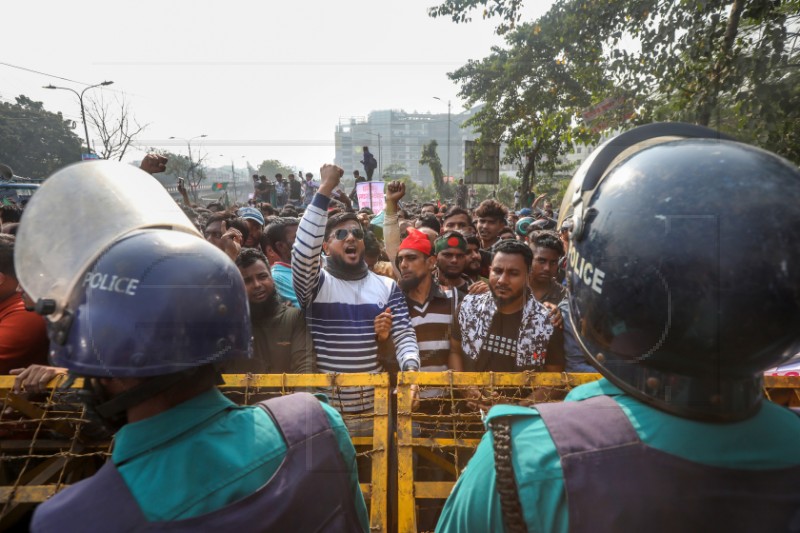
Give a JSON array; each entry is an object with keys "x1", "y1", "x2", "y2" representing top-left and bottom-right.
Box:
[{"x1": 1, "y1": 372, "x2": 798, "y2": 533}]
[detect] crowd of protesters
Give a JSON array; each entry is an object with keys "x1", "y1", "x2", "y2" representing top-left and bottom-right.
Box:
[
  {"x1": 8, "y1": 120, "x2": 800, "y2": 532},
  {"x1": 3, "y1": 157, "x2": 586, "y2": 410},
  {"x1": 0, "y1": 158, "x2": 583, "y2": 531},
  {"x1": 6, "y1": 130, "x2": 800, "y2": 531}
]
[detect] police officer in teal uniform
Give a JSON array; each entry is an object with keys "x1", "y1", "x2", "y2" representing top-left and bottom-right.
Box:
[
  {"x1": 436, "y1": 123, "x2": 800, "y2": 533},
  {"x1": 16, "y1": 161, "x2": 368, "y2": 532}
]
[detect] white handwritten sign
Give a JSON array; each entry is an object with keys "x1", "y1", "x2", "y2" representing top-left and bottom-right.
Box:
[{"x1": 356, "y1": 181, "x2": 385, "y2": 212}]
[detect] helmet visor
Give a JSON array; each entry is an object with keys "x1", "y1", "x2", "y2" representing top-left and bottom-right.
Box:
[{"x1": 15, "y1": 161, "x2": 200, "y2": 319}]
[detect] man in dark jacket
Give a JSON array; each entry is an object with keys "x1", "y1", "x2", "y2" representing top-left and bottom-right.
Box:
[
  {"x1": 361, "y1": 147, "x2": 377, "y2": 181},
  {"x1": 233, "y1": 248, "x2": 314, "y2": 374}
]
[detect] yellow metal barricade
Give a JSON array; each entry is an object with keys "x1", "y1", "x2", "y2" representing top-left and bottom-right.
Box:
[
  {"x1": 395, "y1": 371, "x2": 800, "y2": 533},
  {"x1": 2, "y1": 372, "x2": 799, "y2": 532},
  {"x1": 0, "y1": 373, "x2": 391, "y2": 533}
]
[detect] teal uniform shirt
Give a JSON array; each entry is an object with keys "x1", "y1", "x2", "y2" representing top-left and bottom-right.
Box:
[
  {"x1": 436, "y1": 378, "x2": 800, "y2": 533},
  {"x1": 112, "y1": 388, "x2": 369, "y2": 530}
]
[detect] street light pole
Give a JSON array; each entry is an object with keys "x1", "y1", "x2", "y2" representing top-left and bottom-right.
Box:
[
  {"x1": 231, "y1": 160, "x2": 237, "y2": 203},
  {"x1": 226, "y1": 155, "x2": 246, "y2": 204},
  {"x1": 44, "y1": 81, "x2": 114, "y2": 156},
  {"x1": 433, "y1": 97, "x2": 451, "y2": 180}
]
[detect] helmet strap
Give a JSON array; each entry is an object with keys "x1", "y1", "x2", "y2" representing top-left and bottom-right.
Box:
[{"x1": 75, "y1": 367, "x2": 206, "y2": 432}]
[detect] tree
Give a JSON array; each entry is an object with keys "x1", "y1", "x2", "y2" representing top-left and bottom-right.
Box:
[
  {"x1": 85, "y1": 92, "x2": 147, "y2": 161},
  {"x1": 431, "y1": 0, "x2": 800, "y2": 163},
  {"x1": 429, "y1": 0, "x2": 527, "y2": 35},
  {"x1": 420, "y1": 140, "x2": 446, "y2": 200},
  {"x1": 143, "y1": 149, "x2": 191, "y2": 186},
  {"x1": 144, "y1": 148, "x2": 208, "y2": 202},
  {"x1": 448, "y1": 12, "x2": 607, "y2": 200},
  {"x1": 0, "y1": 95, "x2": 83, "y2": 178},
  {"x1": 256, "y1": 159, "x2": 296, "y2": 179},
  {"x1": 383, "y1": 162, "x2": 409, "y2": 180}
]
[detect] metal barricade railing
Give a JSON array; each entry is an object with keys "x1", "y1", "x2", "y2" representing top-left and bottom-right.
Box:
[
  {"x1": 0, "y1": 373, "x2": 104, "y2": 529},
  {"x1": 395, "y1": 371, "x2": 800, "y2": 533},
  {"x1": 0, "y1": 373, "x2": 392, "y2": 533},
  {"x1": 2, "y1": 371, "x2": 799, "y2": 532}
]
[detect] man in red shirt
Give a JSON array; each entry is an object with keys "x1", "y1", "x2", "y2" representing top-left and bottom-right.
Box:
[{"x1": 0, "y1": 235, "x2": 49, "y2": 374}]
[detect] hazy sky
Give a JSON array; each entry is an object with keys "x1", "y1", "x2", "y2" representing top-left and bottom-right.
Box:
[{"x1": 3, "y1": 0, "x2": 552, "y2": 175}]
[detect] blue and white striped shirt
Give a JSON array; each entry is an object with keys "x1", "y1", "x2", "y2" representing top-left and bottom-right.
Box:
[{"x1": 292, "y1": 193, "x2": 420, "y2": 412}]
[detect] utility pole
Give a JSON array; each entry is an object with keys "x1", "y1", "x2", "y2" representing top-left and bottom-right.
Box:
[
  {"x1": 231, "y1": 160, "x2": 237, "y2": 204},
  {"x1": 226, "y1": 155, "x2": 246, "y2": 204},
  {"x1": 433, "y1": 97, "x2": 451, "y2": 180}
]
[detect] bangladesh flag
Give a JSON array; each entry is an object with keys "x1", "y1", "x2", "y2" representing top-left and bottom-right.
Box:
[{"x1": 212, "y1": 182, "x2": 228, "y2": 191}]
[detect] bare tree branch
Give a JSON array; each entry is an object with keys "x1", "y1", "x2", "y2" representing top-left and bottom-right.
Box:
[{"x1": 85, "y1": 92, "x2": 149, "y2": 161}]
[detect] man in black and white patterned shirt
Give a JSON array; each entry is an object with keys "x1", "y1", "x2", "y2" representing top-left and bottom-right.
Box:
[{"x1": 450, "y1": 239, "x2": 564, "y2": 374}]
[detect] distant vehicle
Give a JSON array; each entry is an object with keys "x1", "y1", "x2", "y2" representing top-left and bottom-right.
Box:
[
  {"x1": 0, "y1": 163, "x2": 41, "y2": 205},
  {"x1": 0, "y1": 182, "x2": 39, "y2": 205}
]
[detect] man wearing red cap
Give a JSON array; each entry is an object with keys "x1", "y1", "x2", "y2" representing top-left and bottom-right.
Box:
[
  {"x1": 377, "y1": 226, "x2": 466, "y2": 530},
  {"x1": 375, "y1": 227, "x2": 462, "y2": 374}
]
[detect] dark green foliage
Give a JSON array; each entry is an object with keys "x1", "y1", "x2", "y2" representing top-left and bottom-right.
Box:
[
  {"x1": 0, "y1": 95, "x2": 83, "y2": 178},
  {"x1": 430, "y1": 0, "x2": 800, "y2": 165},
  {"x1": 256, "y1": 159, "x2": 296, "y2": 179},
  {"x1": 420, "y1": 140, "x2": 446, "y2": 200}
]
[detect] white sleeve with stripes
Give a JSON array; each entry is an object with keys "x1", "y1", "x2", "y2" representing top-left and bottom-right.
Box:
[{"x1": 292, "y1": 193, "x2": 330, "y2": 308}]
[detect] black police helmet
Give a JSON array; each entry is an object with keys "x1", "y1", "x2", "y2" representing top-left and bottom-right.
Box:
[{"x1": 563, "y1": 123, "x2": 800, "y2": 422}]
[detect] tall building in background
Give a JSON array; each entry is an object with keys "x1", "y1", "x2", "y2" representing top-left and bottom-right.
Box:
[
  {"x1": 334, "y1": 108, "x2": 475, "y2": 185},
  {"x1": 334, "y1": 107, "x2": 615, "y2": 188}
]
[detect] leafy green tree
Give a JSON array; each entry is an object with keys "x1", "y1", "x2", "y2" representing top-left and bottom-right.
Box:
[
  {"x1": 391, "y1": 176, "x2": 439, "y2": 204},
  {"x1": 0, "y1": 95, "x2": 83, "y2": 178},
  {"x1": 143, "y1": 149, "x2": 192, "y2": 188},
  {"x1": 143, "y1": 148, "x2": 210, "y2": 202},
  {"x1": 446, "y1": 8, "x2": 609, "y2": 201},
  {"x1": 431, "y1": 0, "x2": 800, "y2": 163},
  {"x1": 256, "y1": 159, "x2": 296, "y2": 179},
  {"x1": 383, "y1": 162, "x2": 409, "y2": 180},
  {"x1": 420, "y1": 140, "x2": 446, "y2": 200},
  {"x1": 429, "y1": 0, "x2": 526, "y2": 35}
]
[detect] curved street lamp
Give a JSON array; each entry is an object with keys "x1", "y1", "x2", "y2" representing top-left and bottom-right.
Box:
[{"x1": 44, "y1": 81, "x2": 114, "y2": 156}]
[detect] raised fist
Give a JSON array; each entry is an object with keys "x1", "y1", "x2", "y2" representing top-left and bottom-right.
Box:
[
  {"x1": 319, "y1": 163, "x2": 344, "y2": 196},
  {"x1": 140, "y1": 153, "x2": 168, "y2": 175},
  {"x1": 386, "y1": 181, "x2": 406, "y2": 204}
]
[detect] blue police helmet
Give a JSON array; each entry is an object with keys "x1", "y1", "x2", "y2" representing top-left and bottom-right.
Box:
[{"x1": 49, "y1": 229, "x2": 252, "y2": 377}]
